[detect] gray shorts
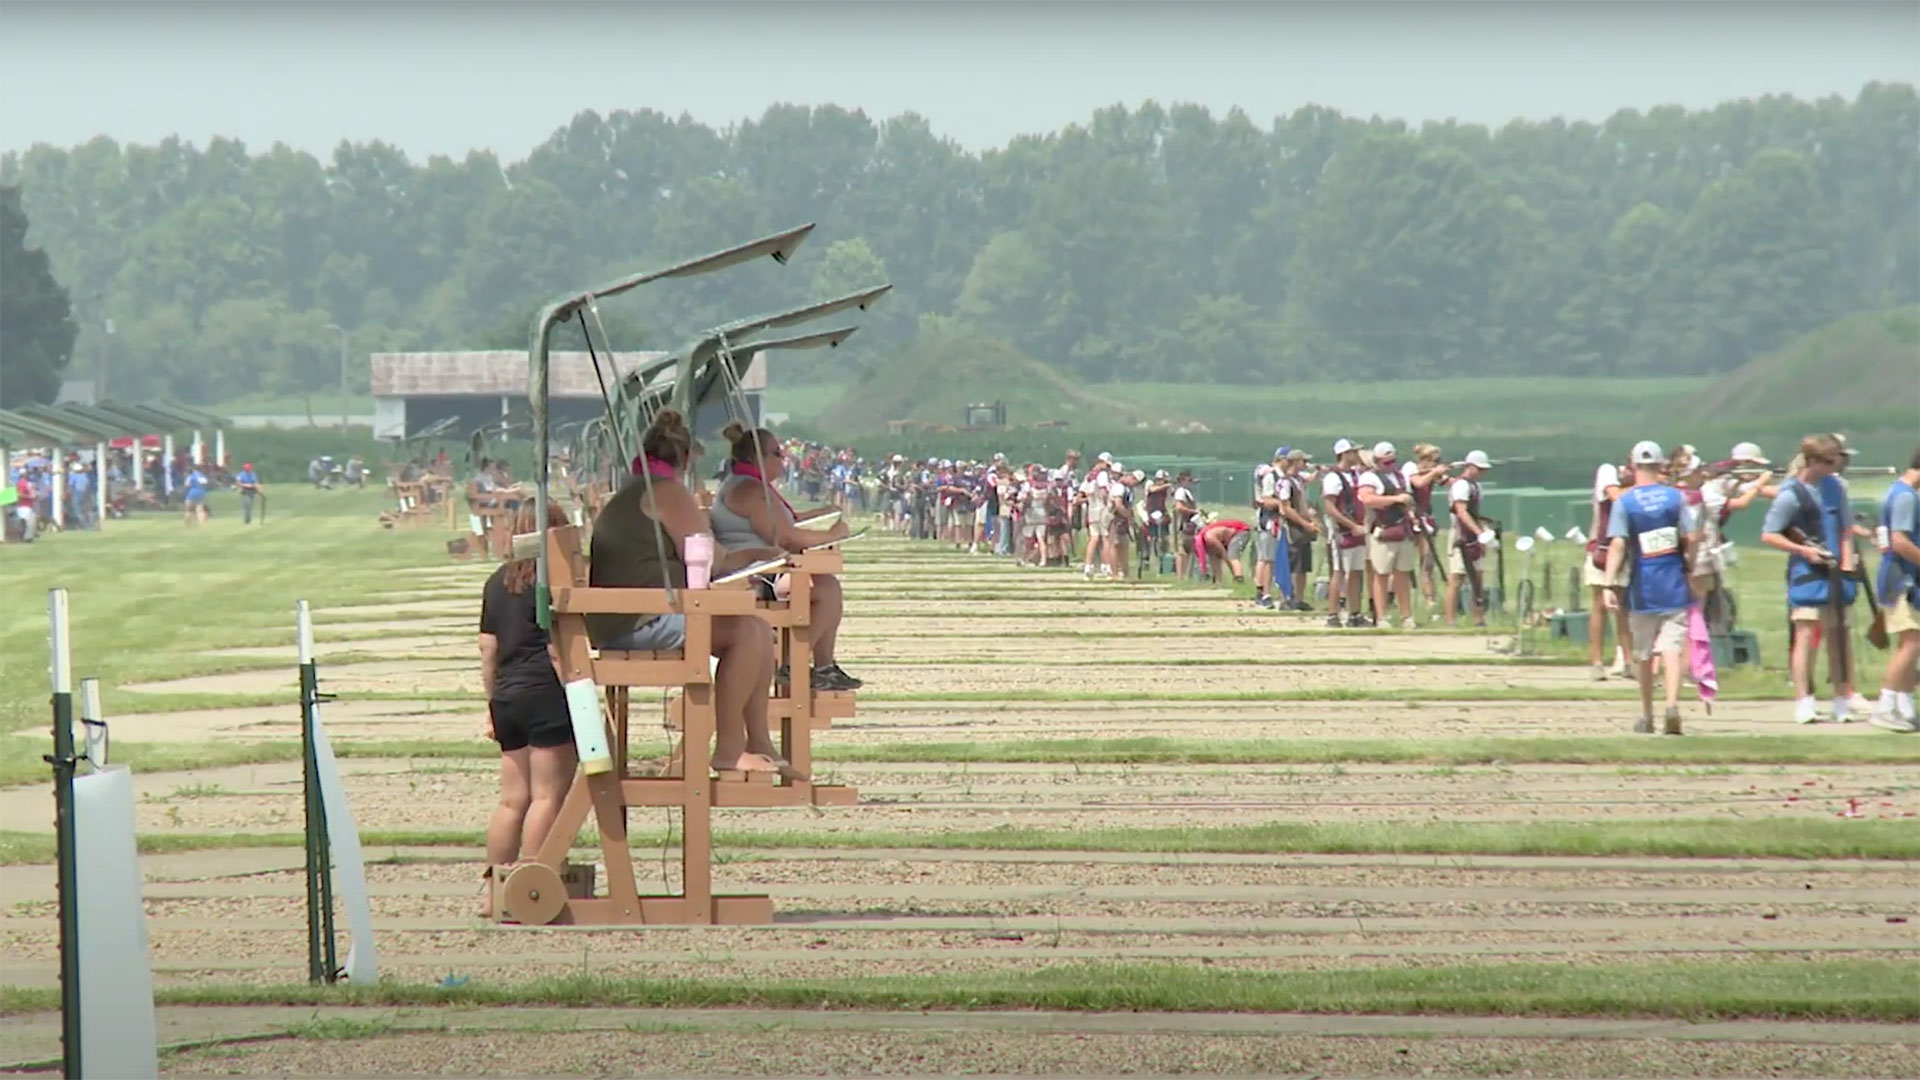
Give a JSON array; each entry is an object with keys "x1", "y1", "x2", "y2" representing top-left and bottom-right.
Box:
[
  {"x1": 1255, "y1": 530, "x2": 1279, "y2": 562},
  {"x1": 597, "y1": 614, "x2": 687, "y2": 652},
  {"x1": 1628, "y1": 610, "x2": 1687, "y2": 661},
  {"x1": 1226, "y1": 531, "x2": 1251, "y2": 562}
]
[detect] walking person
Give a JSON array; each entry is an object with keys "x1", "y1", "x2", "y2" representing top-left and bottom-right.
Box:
[
  {"x1": 1603, "y1": 442, "x2": 1693, "y2": 734},
  {"x1": 182, "y1": 462, "x2": 209, "y2": 526},
  {"x1": 1867, "y1": 445, "x2": 1920, "y2": 733},
  {"x1": 236, "y1": 462, "x2": 263, "y2": 525},
  {"x1": 1760, "y1": 435, "x2": 1861, "y2": 725}
]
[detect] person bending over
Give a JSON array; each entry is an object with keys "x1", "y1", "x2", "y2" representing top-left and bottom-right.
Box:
[
  {"x1": 587, "y1": 409, "x2": 790, "y2": 775},
  {"x1": 478, "y1": 500, "x2": 579, "y2": 916},
  {"x1": 712, "y1": 421, "x2": 862, "y2": 692}
]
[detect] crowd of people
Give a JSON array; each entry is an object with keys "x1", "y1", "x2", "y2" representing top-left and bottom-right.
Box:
[{"x1": 2, "y1": 445, "x2": 230, "y2": 540}]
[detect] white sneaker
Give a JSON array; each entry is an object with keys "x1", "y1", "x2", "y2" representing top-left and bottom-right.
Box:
[
  {"x1": 1590, "y1": 664, "x2": 1608, "y2": 682},
  {"x1": 1832, "y1": 697, "x2": 1853, "y2": 724},
  {"x1": 1847, "y1": 692, "x2": 1873, "y2": 716},
  {"x1": 1400, "y1": 617, "x2": 1418, "y2": 630},
  {"x1": 1868, "y1": 709, "x2": 1919, "y2": 734},
  {"x1": 1794, "y1": 697, "x2": 1820, "y2": 725}
]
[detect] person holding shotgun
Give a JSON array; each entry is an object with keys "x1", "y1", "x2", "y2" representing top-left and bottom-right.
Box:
[
  {"x1": 1321, "y1": 439, "x2": 1370, "y2": 627},
  {"x1": 1404, "y1": 444, "x2": 1450, "y2": 617},
  {"x1": 1867, "y1": 445, "x2": 1920, "y2": 733},
  {"x1": 236, "y1": 462, "x2": 263, "y2": 525},
  {"x1": 1604, "y1": 441, "x2": 1693, "y2": 735},
  {"x1": 1443, "y1": 451, "x2": 1493, "y2": 628},
  {"x1": 1760, "y1": 434, "x2": 1862, "y2": 725}
]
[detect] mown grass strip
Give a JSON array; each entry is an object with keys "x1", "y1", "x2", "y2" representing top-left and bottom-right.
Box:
[
  {"x1": 1, "y1": 959, "x2": 1912, "y2": 1022},
  {"x1": 5, "y1": 817, "x2": 1911, "y2": 866},
  {"x1": 3, "y1": 731, "x2": 1907, "y2": 792}
]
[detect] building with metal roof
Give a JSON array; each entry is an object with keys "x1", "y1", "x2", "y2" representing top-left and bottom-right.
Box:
[{"x1": 368, "y1": 349, "x2": 766, "y2": 442}]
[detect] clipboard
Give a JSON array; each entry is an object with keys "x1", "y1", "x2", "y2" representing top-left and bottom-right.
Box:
[
  {"x1": 712, "y1": 557, "x2": 790, "y2": 585},
  {"x1": 804, "y1": 526, "x2": 868, "y2": 552},
  {"x1": 805, "y1": 509, "x2": 843, "y2": 528}
]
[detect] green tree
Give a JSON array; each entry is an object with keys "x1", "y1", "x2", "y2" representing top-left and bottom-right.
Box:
[{"x1": 0, "y1": 185, "x2": 78, "y2": 407}]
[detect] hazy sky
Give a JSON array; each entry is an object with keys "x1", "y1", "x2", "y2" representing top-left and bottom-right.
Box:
[{"x1": 3, "y1": 1, "x2": 1916, "y2": 162}]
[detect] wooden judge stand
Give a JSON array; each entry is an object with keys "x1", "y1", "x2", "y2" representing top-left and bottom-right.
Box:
[{"x1": 488, "y1": 523, "x2": 856, "y2": 926}]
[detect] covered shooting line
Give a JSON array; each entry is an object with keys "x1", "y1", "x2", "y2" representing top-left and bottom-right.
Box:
[
  {"x1": 490, "y1": 223, "x2": 889, "y2": 926},
  {"x1": 0, "y1": 400, "x2": 232, "y2": 532}
]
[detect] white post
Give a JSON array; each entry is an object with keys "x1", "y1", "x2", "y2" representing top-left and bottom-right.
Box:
[
  {"x1": 94, "y1": 443, "x2": 107, "y2": 527},
  {"x1": 133, "y1": 442, "x2": 144, "y2": 492},
  {"x1": 79, "y1": 678, "x2": 106, "y2": 771},
  {"x1": 52, "y1": 467, "x2": 66, "y2": 530},
  {"x1": 215, "y1": 429, "x2": 227, "y2": 469},
  {"x1": 50, "y1": 589, "x2": 72, "y2": 696},
  {"x1": 191, "y1": 430, "x2": 204, "y2": 466},
  {"x1": 161, "y1": 435, "x2": 174, "y2": 496},
  {"x1": 297, "y1": 600, "x2": 314, "y2": 665}
]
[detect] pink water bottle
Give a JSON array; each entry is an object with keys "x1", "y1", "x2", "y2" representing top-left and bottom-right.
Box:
[{"x1": 684, "y1": 532, "x2": 714, "y2": 589}]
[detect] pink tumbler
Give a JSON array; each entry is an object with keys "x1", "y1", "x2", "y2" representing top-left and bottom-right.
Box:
[{"x1": 684, "y1": 532, "x2": 714, "y2": 589}]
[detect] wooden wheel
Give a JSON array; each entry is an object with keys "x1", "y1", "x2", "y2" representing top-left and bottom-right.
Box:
[{"x1": 499, "y1": 863, "x2": 567, "y2": 926}]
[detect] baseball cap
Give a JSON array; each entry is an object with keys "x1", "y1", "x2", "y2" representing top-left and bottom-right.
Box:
[
  {"x1": 1373, "y1": 441, "x2": 1396, "y2": 460},
  {"x1": 1273, "y1": 445, "x2": 1290, "y2": 460},
  {"x1": 1831, "y1": 433, "x2": 1859, "y2": 457},
  {"x1": 1255, "y1": 463, "x2": 1273, "y2": 477},
  {"x1": 1132, "y1": 469, "x2": 1146, "y2": 482},
  {"x1": 1096, "y1": 451, "x2": 1114, "y2": 463},
  {"x1": 1332, "y1": 438, "x2": 1357, "y2": 456},
  {"x1": 1154, "y1": 469, "x2": 1170, "y2": 480},
  {"x1": 1285, "y1": 449, "x2": 1309, "y2": 462},
  {"x1": 1630, "y1": 440, "x2": 1667, "y2": 466},
  {"x1": 1728, "y1": 442, "x2": 1768, "y2": 465},
  {"x1": 1463, "y1": 450, "x2": 1492, "y2": 469},
  {"x1": 242, "y1": 462, "x2": 253, "y2": 470}
]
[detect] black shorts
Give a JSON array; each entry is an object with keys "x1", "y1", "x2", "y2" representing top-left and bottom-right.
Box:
[
  {"x1": 1288, "y1": 535, "x2": 1313, "y2": 574},
  {"x1": 490, "y1": 688, "x2": 572, "y2": 752}
]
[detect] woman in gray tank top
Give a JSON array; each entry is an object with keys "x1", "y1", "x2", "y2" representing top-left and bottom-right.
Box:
[
  {"x1": 715, "y1": 422, "x2": 861, "y2": 690},
  {"x1": 589, "y1": 410, "x2": 791, "y2": 777}
]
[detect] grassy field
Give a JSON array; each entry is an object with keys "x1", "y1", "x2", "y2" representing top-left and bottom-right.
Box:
[{"x1": 2, "y1": 479, "x2": 1915, "y2": 1075}]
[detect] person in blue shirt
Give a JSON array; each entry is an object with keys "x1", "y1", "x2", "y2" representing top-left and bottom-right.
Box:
[
  {"x1": 1868, "y1": 445, "x2": 1920, "y2": 733},
  {"x1": 236, "y1": 462, "x2": 262, "y2": 525},
  {"x1": 1604, "y1": 440, "x2": 1694, "y2": 735},
  {"x1": 1760, "y1": 434, "x2": 1860, "y2": 725},
  {"x1": 67, "y1": 462, "x2": 92, "y2": 530},
  {"x1": 183, "y1": 464, "x2": 209, "y2": 526}
]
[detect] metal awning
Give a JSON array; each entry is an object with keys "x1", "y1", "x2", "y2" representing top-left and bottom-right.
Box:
[
  {"x1": 143, "y1": 401, "x2": 231, "y2": 430},
  {"x1": 13, "y1": 404, "x2": 125, "y2": 443},
  {"x1": 0, "y1": 409, "x2": 93, "y2": 446}
]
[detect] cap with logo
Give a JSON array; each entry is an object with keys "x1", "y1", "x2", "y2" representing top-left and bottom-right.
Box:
[
  {"x1": 1831, "y1": 433, "x2": 1859, "y2": 457},
  {"x1": 1096, "y1": 451, "x2": 1114, "y2": 463},
  {"x1": 1332, "y1": 438, "x2": 1357, "y2": 456},
  {"x1": 1728, "y1": 442, "x2": 1768, "y2": 465},
  {"x1": 1630, "y1": 440, "x2": 1667, "y2": 466},
  {"x1": 1463, "y1": 450, "x2": 1492, "y2": 469}
]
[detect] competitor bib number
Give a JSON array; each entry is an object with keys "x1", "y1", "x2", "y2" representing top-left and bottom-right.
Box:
[{"x1": 1639, "y1": 525, "x2": 1680, "y2": 558}]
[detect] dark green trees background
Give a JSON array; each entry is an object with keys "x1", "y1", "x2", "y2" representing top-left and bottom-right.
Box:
[
  {"x1": 0, "y1": 185, "x2": 78, "y2": 407},
  {"x1": 2, "y1": 85, "x2": 1914, "y2": 403}
]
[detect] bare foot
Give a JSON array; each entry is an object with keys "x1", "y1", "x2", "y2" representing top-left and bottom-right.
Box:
[{"x1": 710, "y1": 752, "x2": 781, "y2": 774}]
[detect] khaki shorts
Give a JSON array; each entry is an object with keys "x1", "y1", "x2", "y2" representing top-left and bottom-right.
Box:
[
  {"x1": 1791, "y1": 605, "x2": 1850, "y2": 629},
  {"x1": 1329, "y1": 541, "x2": 1366, "y2": 574},
  {"x1": 1583, "y1": 558, "x2": 1627, "y2": 589},
  {"x1": 1445, "y1": 540, "x2": 1479, "y2": 578},
  {"x1": 1886, "y1": 595, "x2": 1920, "y2": 637},
  {"x1": 1629, "y1": 610, "x2": 1688, "y2": 660},
  {"x1": 1367, "y1": 535, "x2": 1416, "y2": 575}
]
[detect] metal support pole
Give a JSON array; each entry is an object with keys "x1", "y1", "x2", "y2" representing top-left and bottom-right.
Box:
[
  {"x1": 297, "y1": 601, "x2": 338, "y2": 984},
  {"x1": 162, "y1": 435, "x2": 175, "y2": 497},
  {"x1": 94, "y1": 442, "x2": 107, "y2": 528},
  {"x1": 46, "y1": 589, "x2": 82, "y2": 1080}
]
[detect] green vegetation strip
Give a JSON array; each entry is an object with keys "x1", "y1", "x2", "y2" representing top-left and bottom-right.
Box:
[
  {"x1": 4, "y1": 817, "x2": 1912, "y2": 866},
  {"x1": 3, "y1": 732, "x2": 1909, "y2": 791},
  {"x1": 1, "y1": 959, "x2": 1912, "y2": 1022}
]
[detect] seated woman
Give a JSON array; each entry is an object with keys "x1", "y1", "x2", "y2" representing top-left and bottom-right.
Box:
[
  {"x1": 478, "y1": 500, "x2": 578, "y2": 917},
  {"x1": 711, "y1": 421, "x2": 860, "y2": 691},
  {"x1": 586, "y1": 409, "x2": 792, "y2": 776}
]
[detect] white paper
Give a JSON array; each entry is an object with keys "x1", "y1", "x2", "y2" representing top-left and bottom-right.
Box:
[
  {"x1": 309, "y1": 703, "x2": 379, "y2": 983},
  {"x1": 74, "y1": 767, "x2": 159, "y2": 1080},
  {"x1": 804, "y1": 526, "x2": 868, "y2": 552},
  {"x1": 806, "y1": 510, "x2": 842, "y2": 528},
  {"x1": 712, "y1": 557, "x2": 789, "y2": 585}
]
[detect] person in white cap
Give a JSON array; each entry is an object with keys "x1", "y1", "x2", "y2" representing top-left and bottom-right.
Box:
[
  {"x1": 1080, "y1": 455, "x2": 1113, "y2": 578},
  {"x1": 1687, "y1": 442, "x2": 1775, "y2": 632},
  {"x1": 1357, "y1": 441, "x2": 1419, "y2": 629},
  {"x1": 1320, "y1": 438, "x2": 1370, "y2": 627},
  {"x1": 1585, "y1": 448, "x2": 1634, "y2": 679},
  {"x1": 1604, "y1": 440, "x2": 1693, "y2": 734},
  {"x1": 1443, "y1": 451, "x2": 1494, "y2": 627}
]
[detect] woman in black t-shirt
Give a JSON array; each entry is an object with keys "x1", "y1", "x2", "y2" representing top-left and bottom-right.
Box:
[{"x1": 477, "y1": 501, "x2": 576, "y2": 917}]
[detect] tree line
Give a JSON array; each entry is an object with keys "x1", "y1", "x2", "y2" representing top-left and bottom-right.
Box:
[{"x1": 2, "y1": 83, "x2": 1914, "y2": 406}]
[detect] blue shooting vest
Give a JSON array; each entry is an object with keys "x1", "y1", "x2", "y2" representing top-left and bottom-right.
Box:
[
  {"x1": 1785, "y1": 477, "x2": 1857, "y2": 608},
  {"x1": 1877, "y1": 479, "x2": 1920, "y2": 607},
  {"x1": 1619, "y1": 484, "x2": 1691, "y2": 615}
]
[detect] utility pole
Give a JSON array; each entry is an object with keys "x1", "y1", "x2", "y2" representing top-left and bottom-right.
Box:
[
  {"x1": 96, "y1": 317, "x2": 115, "y2": 402},
  {"x1": 324, "y1": 323, "x2": 349, "y2": 432}
]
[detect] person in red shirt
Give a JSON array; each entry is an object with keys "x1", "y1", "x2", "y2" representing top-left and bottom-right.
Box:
[{"x1": 1196, "y1": 516, "x2": 1251, "y2": 583}]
